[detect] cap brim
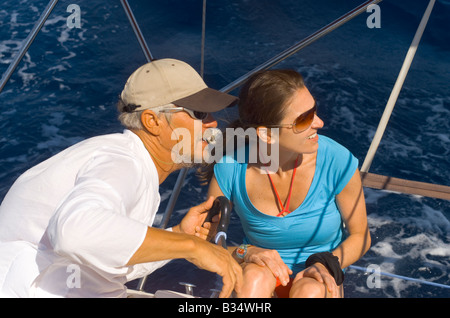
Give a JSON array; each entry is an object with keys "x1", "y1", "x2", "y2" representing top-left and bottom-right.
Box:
[{"x1": 172, "y1": 88, "x2": 238, "y2": 113}]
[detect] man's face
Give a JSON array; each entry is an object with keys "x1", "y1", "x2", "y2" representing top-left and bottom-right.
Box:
[{"x1": 164, "y1": 109, "x2": 218, "y2": 166}]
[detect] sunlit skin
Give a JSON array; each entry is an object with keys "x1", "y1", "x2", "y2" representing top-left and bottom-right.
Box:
[
  {"x1": 208, "y1": 87, "x2": 371, "y2": 298},
  {"x1": 132, "y1": 109, "x2": 217, "y2": 182}
]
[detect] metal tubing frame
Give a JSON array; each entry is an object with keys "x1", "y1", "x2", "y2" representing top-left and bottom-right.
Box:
[
  {"x1": 200, "y1": 0, "x2": 207, "y2": 78},
  {"x1": 120, "y1": 0, "x2": 154, "y2": 62},
  {"x1": 159, "y1": 168, "x2": 189, "y2": 229},
  {"x1": 0, "y1": 0, "x2": 60, "y2": 94},
  {"x1": 220, "y1": 0, "x2": 382, "y2": 94},
  {"x1": 360, "y1": 0, "x2": 436, "y2": 172}
]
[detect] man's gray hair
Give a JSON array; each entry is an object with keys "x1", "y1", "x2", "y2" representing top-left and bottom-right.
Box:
[{"x1": 117, "y1": 98, "x2": 144, "y2": 130}]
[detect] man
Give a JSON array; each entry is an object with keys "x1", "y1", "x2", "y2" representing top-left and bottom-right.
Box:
[{"x1": 0, "y1": 58, "x2": 242, "y2": 298}]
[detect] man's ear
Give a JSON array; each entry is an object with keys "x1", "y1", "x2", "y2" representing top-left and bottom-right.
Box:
[
  {"x1": 256, "y1": 126, "x2": 276, "y2": 144},
  {"x1": 140, "y1": 110, "x2": 162, "y2": 135}
]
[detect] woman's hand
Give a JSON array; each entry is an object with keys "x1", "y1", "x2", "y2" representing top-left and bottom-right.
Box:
[
  {"x1": 244, "y1": 246, "x2": 293, "y2": 286},
  {"x1": 293, "y1": 263, "x2": 340, "y2": 298}
]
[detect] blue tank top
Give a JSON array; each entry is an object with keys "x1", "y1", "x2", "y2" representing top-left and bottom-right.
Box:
[{"x1": 214, "y1": 135, "x2": 358, "y2": 274}]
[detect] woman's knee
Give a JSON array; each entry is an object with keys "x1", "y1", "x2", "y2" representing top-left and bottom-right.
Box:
[
  {"x1": 244, "y1": 264, "x2": 276, "y2": 284},
  {"x1": 238, "y1": 263, "x2": 276, "y2": 297},
  {"x1": 289, "y1": 277, "x2": 327, "y2": 298}
]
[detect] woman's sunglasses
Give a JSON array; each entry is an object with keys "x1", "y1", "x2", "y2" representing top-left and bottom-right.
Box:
[
  {"x1": 266, "y1": 103, "x2": 317, "y2": 133},
  {"x1": 156, "y1": 104, "x2": 209, "y2": 121}
]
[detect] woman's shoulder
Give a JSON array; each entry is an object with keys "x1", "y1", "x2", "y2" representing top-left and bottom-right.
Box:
[
  {"x1": 318, "y1": 134, "x2": 358, "y2": 171},
  {"x1": 319, "y1": 134, "x2": 353, "y2": 155},
  {"x1": 217, "y1": 145, "x2": 251, "y2": 165}
]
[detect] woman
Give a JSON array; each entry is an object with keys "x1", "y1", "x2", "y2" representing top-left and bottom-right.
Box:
[{"x1": 205, "y1": 69, "x2": 371, "y2": 298}]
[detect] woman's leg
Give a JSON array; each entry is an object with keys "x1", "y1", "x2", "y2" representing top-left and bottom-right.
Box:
[
  {"x1": 289, "y1": 277, "x2": 344, "y2": 298},
  {"x1": 236, "y1": 263, "x2": 277, "y2": 298}
]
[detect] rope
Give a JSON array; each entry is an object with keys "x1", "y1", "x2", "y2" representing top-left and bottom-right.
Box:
[{"x1": 349, "y1": 265, "x2": 450, "y2": 290}]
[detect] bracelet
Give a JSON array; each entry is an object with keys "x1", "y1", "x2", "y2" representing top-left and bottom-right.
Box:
[
  {"x1": 305, "y1": 252, "x2": 344, "y2": 285},
  {"x1": 235, "y1": 244, "x2": 252, "y2": 259}
]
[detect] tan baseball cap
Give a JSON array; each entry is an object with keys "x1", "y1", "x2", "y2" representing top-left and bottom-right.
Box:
[{"x1": 120, "y1": 58, "x2": 238, "y2": 113}]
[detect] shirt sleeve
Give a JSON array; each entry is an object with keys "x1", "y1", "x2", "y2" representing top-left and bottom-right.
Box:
[
  {"x1": 47, "y1": 152, "x2": 150, "y2": 268},
  {"x1": 322, "y1": 136, "x2": 359, "y2": 195},
  {"x1": 213, "y1": 155, "x2": 238, "y2": 200}
]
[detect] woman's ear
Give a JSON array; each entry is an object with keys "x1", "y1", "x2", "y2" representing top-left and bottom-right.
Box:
[
  {"x1": 256, "y1": 126, "x2": 276, "y2": 144},
  {"x1": 140, "y1": 110, "x2": 162, "y2": 136}
]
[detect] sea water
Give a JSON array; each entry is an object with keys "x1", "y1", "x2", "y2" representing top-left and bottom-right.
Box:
[{"x1": 0, "y1": 0, "x2": 449, "y2": 298}]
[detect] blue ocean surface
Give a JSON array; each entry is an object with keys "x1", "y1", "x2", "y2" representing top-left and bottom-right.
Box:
[{"x1": 0, "y1": 0, "x2": 449, "y2": 298}]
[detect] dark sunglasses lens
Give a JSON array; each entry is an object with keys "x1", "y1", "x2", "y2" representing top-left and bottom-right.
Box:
[
  {"x1": 294, "y1": 106, "x2": 316, "y2": 132},
  {"x1": 194, "y1": 111, "x2": 208, "y2": 120}
]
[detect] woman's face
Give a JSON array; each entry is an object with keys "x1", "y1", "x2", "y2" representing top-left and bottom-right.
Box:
[{"x1": 277, "y1": 87, "x2": 324, "y2": 155}]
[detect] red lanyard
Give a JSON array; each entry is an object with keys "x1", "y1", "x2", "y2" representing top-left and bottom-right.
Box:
[{"x1": 265, "y1": 155, "x2": 299, "y2": 217}]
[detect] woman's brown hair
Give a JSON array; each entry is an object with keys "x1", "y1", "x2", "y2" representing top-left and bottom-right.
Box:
[
  {"x1": 238, "y1": 69, "x2": 305, "y2": 128},
  {"x1": 197, "y1": 69, "x2": 305, "y2": 183}
]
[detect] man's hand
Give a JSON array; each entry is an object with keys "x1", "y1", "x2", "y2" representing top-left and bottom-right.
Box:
[
  {"x1": 173, "y1": 196, "x2": 217, "y2": 240},
  {"x1": 188, "y1": 238, "x2": 243, "y2": 298},
  {"x1": 128, "y1": 226, "x2": 242, "y2": 298}
]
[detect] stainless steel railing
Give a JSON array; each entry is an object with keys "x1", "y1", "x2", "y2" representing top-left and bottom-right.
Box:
[
  {"x1": 120, "y1": 0, "x2": 154, "y2": 62},
  {"x1": 220, "y1": 0, "x2": 382, "y2": 94},
  {"x1": 0, "y1": 0, "x2": 60, "y2": 93}
]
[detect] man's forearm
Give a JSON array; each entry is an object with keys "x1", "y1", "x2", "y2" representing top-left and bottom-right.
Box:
[{"x1": 126, "y1": 227, "x2": 198, "y2": 266}]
